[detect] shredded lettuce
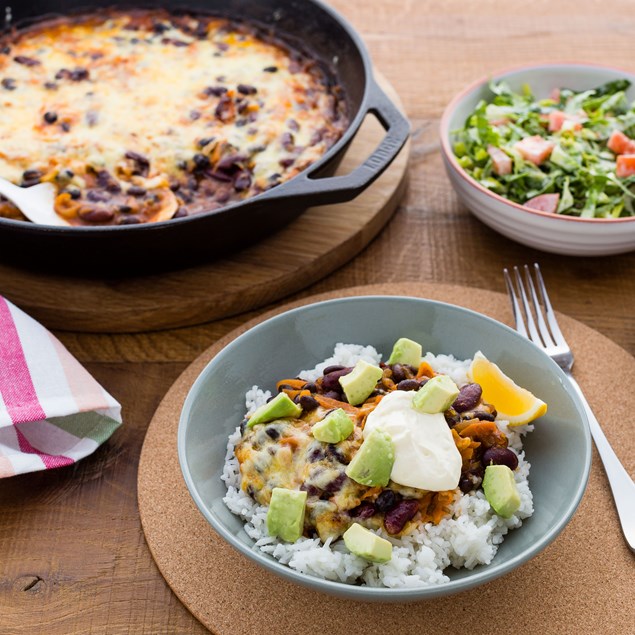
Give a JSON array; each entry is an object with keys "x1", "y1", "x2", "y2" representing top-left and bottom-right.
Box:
[{"x1": 452, "y1": 79, "x2": 635, "y2": 218}]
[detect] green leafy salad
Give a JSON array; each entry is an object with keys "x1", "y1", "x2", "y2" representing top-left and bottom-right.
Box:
[{"x1": 452, "y1": 79, "x2": 635, "y2": 218}]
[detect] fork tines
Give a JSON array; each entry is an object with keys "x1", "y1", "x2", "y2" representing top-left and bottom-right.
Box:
[{"x1": 503, "y1": 263, "x2": 567, "y2": 351}]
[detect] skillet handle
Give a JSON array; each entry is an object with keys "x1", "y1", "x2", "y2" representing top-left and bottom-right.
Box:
[{"x1": 259, "y1": 77, "x2": 410, "y2": 206}]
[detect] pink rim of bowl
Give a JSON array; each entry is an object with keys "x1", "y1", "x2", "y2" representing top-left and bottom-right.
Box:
[{"x1": 439, "y1": 61, "x2": 635, "y2": 225}]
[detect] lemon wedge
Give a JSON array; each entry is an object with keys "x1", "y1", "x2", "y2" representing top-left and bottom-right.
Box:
[{"x1": 468, "y1": 351, "x2": 547, "y2": 427}]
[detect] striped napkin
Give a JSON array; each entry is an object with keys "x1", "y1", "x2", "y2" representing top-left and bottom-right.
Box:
[{"x1": 0, "y1": 296, "x2": 121, "y2": 477}]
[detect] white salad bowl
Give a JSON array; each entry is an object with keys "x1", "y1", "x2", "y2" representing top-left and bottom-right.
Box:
[
  {"x1": 440, "y1": 63, "x2": 635, "y2": 256},
  {"x1": 178, "y1": 295, "x2": 591, "y2": 601}
]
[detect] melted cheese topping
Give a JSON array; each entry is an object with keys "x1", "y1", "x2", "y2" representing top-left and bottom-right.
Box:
[{"x1": 0, "y1": 11, "x2": 347, "y2": 224}]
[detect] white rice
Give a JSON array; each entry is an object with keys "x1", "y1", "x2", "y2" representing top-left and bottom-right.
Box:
[{"x1": 223, "y1": 344, "x2": 534, "y2": 588}]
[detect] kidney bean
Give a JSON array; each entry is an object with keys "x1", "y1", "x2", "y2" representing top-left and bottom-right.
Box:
[
  {"x1": 384, "y1": 499, "x2": 419, "y2": 535},
  {"x1": 375, "y1": 489, "x2": 400, "y2": 513},
  {"x1": 87, "y1": 190, "x2": 110, "y2": 203},
  {"x1": 14, "y1": 55, "x2": 40, "y2": 67},
  {"x1": 237, "y1": 83, "x2": 257, "y2": 95},
  {"x1": 79, "y1": 207, "x2": 114, "y2": 223},
  {"x1": 349, "y1": 501, "x2": 375, "y2": 519},
  {"x1": 390, "y1": 364, "x2": 406, "y2": 383},
  {"x1": 117, "y1": 215, "x2": 141, "y2": 225},
  {"x1": 263, "y1": 65, "x2": 278, "y2": 73},
  {"x1": 173, "y1": 207, "x2": 188, "y2": 218},
  {"x1": 23, "y1": 169, "x2": 42, "y2": 181},
  {"x1": 303, "y1": 382, "x2": 318, "y2": 393},
  {"x1": 464, "y1": 409, "x2": 496, "y2": 422},
  {"x1": 204, "y1": 85, "x2": 227, "y2": 97},
  {"x1": 397, "y1": 379, "x2": 420, "y2": 391},
  {"x1": 307, "y1": 447, "x2": 325, "y2": 462},
  {"x1": 193, "y1": 153, "x2": 210, "y2": 170},
  {"x1": 300, "y1": 483, "x2": 320, "y2": 497},
  {"x1": 233, "y1": 172, "x2": 251, "y2": 191},
  {"x1": 453, "y1": 383, "x2": 483, "y2": 413},
  {"x1": 322, "y1": 365, "x2": 345, "y2": 375},
  {"x1": 324, "y1": 472, "x2": 347, "y2": 493},
  {"x1": 322, "y1": 367, "x2": 352, "y2": 392},
  {"x1": 299, "y1": 395, "x2": 319, "y2": 411},
  {"x1": 281, "y1": 132, "x2": 295, "y2": 149},
  {"x1": 127, "y1": 186, "x2": 147, "y2": 197},
  {"x1": 321, "y1": 390, "x2": 342, "y2": 401},
  {"x1": 482, "y1": 447, "x2": 518, "y2": 471}
]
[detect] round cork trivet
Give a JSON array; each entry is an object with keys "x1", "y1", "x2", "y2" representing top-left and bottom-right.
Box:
[
  {"x1": 0, "y1": 77, "x2": 409, "y2": 334},
  {"x1": 138, "y1": 283, "x2": 635, "y2": 635}
]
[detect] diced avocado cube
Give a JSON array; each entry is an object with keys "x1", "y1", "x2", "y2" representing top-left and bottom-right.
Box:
[
  {"x1": 343, "y1": 523, "x2": 392, "y2": 563},
  {"x1": 266, "y1": 488, "x2": 307, "y2": 542},
  {"x1": 412, "y1": 374, "x2": 459, "y2": 414},
  {"x1": 247, "y1": 392, "x2": 302, "y2": 428},
  {"x1": 482, "y1": 465, "x2": 521, "y2": 519},
  {"x1": 312, "y1": 408, "x2": 354, "y2": 443},
  {"x1": 387, "y1": 337, "x2": 422, "y2": 368},
  {"x1": 338, "y1": 360, "x2": 383, "y2": 406},
  {"x1": 345, "y1": 428, "x2": 394, "y2": 487}
]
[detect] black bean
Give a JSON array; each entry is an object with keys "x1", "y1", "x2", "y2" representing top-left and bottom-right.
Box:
[
  {"x1": 265, "y1": 427, "x2": 279, "y2": 440},
  {"x1": 279, "y1": 157, "x2": 295, "y2": 169},
  {"x1": 322, "y1": 367, "x2": 352, "y2": 392},
  {"x1": 152, "y1": 22, "x2": 170, "y2": 34},
  {"x1": 453, "y1": 383, "x2": 483, "y2": 413},
  {"x1": 384, "y1": 499, "x2": 419, "y2": 535},
  {"x1": 263, "y1": 65, "x2": 278, "y2": 73},
  {"x1": 14, "y1": 55, "x2": 40, "y2": 67},
  {"x1": 326, "y1": 444, "x2": 348, "y2": 465},
  {"x1": 391, "y1": 364, "x2": 406, "y2": 383},
  {"x1": 44, "y1": 81, "x2": 58, "y2": 90},
  {"x1": 214, "y1": 189, "x2": 231, "y2": 203},
  {"x1": 299, "y1": 394, "x2": 319, "y2": 411},
  {"x1": 1, "y1": 78, "x2": 16, "y2": 90},
  {"x1": 237, "y1": 83, "x2": 257, "y2": 95},
  {"x1": 198, "y1": 136, "x2": 215, "y2": 148},
  {"x1": 173, "y1": 207, "x2": 188, "y2": 218},
  {"x1": 60, "y1": 122, "x2": 71, "y2": 132},
  {"x1": 22, "y1": 178, "x2": 41, "y2": 188},
  {"x1": 482, "y1": 447, "x2": 519, "y2": 471},
  {"x1": 396, "y1": 379, "x2": 420, "y2": 391},
  {"x1": 349, "y1": 501, "x2": 375, "y2": 519},
  {"x1": 465, "y1": 410, "x2": 496, "y2": 422},
  {"x1": 287, "y1": 119, "x2": 300, "y2": 132},
  {"x1": 118, "y1": 204, "x2": 133, "y2": 213},
  {"x1": 43, "y1": 111, "x2": 58, "y2": 124},
  {"x1": 161, "y1": 37, "x2": 189, "y2": 47},
  {"x1": 321, "y1": 390, "x2": 343, "y2": 401},
  {"x1": 0, "y1": 46, "x2": 10, "y2": 55},
  {"x1": 303, "y1": 382, "x2": 318, "y2": 393},
  {"x1": 193, "y1": 153, "x2": 210, "y2": 170},
  {"x1": 127, "y1": 186, "x2": 147, "y2": 197},
  {"x1": 375, "y1": 489, "x2": 400, "y2": 513},
  {"x1": 66, "y1": 187, "x2": 81, "y2": 200},
  {"x1": 189, "y1": 110, "x2": 201, "y2": 121}
]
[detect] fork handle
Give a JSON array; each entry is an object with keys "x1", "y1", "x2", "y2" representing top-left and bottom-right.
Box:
[{"x1": 565, "y1": 372, "x2": 635, "y2": 552}]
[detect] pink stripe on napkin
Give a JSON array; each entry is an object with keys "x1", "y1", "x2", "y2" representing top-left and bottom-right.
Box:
[
  {"x1": 15, "y1": 427, "x2": 73, "y2": 470},
  {"x1": 0, "y1": 298, "x2": 46, "y2": 424}
]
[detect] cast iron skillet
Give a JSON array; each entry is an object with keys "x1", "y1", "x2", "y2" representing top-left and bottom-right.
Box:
[{"x1": 1, "y1": 0, "x2": 410, "y2": 274}]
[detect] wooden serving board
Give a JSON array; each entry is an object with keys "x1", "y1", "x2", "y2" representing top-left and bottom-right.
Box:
[
  {"x1": 137, "y1": 283, "x2": 634, "y2": 635},
  {"x1": 0, "y1": 77, "x2": 409, "y2": 334}
]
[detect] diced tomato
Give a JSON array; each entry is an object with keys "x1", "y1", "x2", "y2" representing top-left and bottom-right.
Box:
[
  {"x1": 514, "y1": 135, "x2": 555, "y2": 166},
  {"x1": 524, "y1": 193, "x2": 560, "y2": 213},
  {"x1": 487, "y1": 145, "x2": 512, "y2": 176},
  {"x1": 549, "y1": 88, "x2": 561, "y2": 102},
  {"x1": 548, "y1": 110, "x2": 583, "y2": 132},
  {"x1": 607, "y1": 130, "x2": 635, "y2": 155},
  {"x1": 616, "y1": 154, "x2": 635, "y2": 178}
]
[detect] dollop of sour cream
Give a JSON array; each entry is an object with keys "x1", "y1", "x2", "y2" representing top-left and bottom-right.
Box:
[{"x1": 363, "y1": 390, "x2": 461, "y2": 491}]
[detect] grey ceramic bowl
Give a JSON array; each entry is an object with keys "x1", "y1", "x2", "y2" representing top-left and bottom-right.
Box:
[{"x1": 178, "y1": 296, "x2": 591, "y2": 601}]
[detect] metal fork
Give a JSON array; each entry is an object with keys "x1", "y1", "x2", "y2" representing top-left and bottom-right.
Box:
[{"x1": 504, "y1": 263, "x2": 635, "y2": 553}]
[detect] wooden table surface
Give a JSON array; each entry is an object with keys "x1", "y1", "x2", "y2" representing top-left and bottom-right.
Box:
[{"x1": 2, "y1": 1, "x2": 634, "y2": 633}]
